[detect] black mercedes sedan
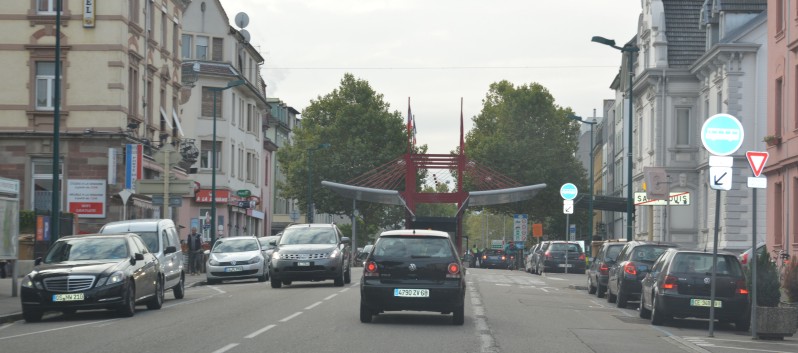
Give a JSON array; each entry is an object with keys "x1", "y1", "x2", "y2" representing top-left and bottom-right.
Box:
[{"x1": 20, "y1": 233, "x2": 164, "y2": 322}]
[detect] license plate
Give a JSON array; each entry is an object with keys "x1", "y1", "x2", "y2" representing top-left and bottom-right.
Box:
[
  {"x1": 394, "y1": 289, "x2": 430, "y2": 298},
  {"x1": 690, "y1": 299, "x2": 722, "y2": 308},
  {"x1": 53, "y1": 293, "x2": 84, "y2": 302},
  {"x1": 558, "y1": 264, "x2": 573, "y2": 268},
  {"x1": 298, "y1": 262, "x2": 310, "y2": 267},
  {"x1": 224, "y1": 266, "x2": 243, "y2": 272}
]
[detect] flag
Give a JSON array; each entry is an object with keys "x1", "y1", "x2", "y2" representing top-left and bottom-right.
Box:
[
  {"x1": 412, "y1": 113, "x2": 417, "y2": 146},
  {"x1": 407, "y1": 98, "x2": 413, "y2": 149}
]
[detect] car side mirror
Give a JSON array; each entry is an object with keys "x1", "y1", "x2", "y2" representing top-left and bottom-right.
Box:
[
  {"x1": 135, "y1": 253, "x2": 145, "y2": 261},
  {"x1": 164, "y1": 246, "x2": 177, "y2": 254},
  {"x1": 203, "y1": 249, "x2": 210, "y2": 255},
  {"x1": 34, "y1": 257, "x2": 42, "y2": 266},
  {"x1": 269, "y1": 240, "x2": 277, "y2": 246}
]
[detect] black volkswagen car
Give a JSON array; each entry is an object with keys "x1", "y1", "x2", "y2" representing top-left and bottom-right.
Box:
[
  {"x1": 607, "y1": 241, "x2": 678, "y2": 308},
  {"x1": 586, "y1": 241, "x2": 626, "y2": 298},
  {"x1": 268, "y1": 223, "x2": 352, "y2": 288},
  {"x1": 360, "y1": 229, "x2": 466, "y2": 325},
  {"x1": 639, "y1": 249, "x2": 750, "y2": 330},
  {"x1": 20, "y1": 233, "x2": 163, "y2": 322}
]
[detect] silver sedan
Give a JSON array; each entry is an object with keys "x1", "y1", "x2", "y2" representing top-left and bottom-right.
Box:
[{"x1": 205, "y1": 236, "x2": 267, "y2": 284}]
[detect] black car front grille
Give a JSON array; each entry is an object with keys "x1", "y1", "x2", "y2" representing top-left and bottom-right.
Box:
[{"x1": 44, "y1": 275, "x2": 96, "y2": 292}]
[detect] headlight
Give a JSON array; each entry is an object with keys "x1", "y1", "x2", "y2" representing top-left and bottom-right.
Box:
[
  {"x1": 208, "y1": 257, "x2": 220, "y2": 266},
  {"x1": 22, "y1": 274, "x2": 37, "y2": 289},
  {"x1": 248, "y1": 256, "x2": 262, "y2": 264},
  {"x1": 329, "y1": 248, "x2": 340, "y2": 259},
  {"x1": 97, "y1": 271, "x2": 125, "y2": 287},
  {"x1": 272, "y1": 252, "x2": 280, "y2": 260}
]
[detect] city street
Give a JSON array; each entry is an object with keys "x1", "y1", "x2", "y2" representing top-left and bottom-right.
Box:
[{"x1": 2, "y1": 268, "x2": 796, "y2": 353}]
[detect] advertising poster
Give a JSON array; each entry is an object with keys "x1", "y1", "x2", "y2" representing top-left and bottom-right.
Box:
[{"x1": 67, "y1": 179, "x2": 107, "y2": 218}]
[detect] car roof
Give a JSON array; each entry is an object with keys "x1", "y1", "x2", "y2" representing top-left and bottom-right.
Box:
[
  {"x1": 285, "y1": 223, "x2": 337, "y2": 229},
  {"x1": 60, "y1": 233, "x2": 137, "y2": 240},
  {"x1": 624, "y1": 241, "x2": 678, "y2": 248},
  {"x1": 379, "y1": 229, "x2": 450, "y2": 238},
  {"x1": 669, "y1": 249, "x2": 737, "y2": 257}
]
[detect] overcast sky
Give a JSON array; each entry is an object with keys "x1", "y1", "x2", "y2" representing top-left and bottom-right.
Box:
[{"x1": 219, "y1": 0, "x2": 641, "y2": 154}]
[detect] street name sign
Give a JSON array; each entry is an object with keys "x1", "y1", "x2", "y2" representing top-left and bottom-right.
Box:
[{"x1": 634, "y1": 192, "x2": 690, "y2": 206}]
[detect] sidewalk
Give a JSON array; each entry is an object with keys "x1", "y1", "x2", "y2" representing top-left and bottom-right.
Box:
[{"x1": 0, "y1": 273, "x2": 207, "y2": 324}]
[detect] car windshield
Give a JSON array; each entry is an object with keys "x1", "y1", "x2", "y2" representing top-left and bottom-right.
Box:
[
  {"x1": 373, "y1": 237, "x2": 453, "y2": 258},
  {"x1": 630, "y1": 245, "x2": 670, "y2": 262},
  {"x1": 672, "y1": 253, "x2": 742, "y2": 276},
  {"x1": 605, "y1": 245, "x2": 624, "y2": 261},
  {"x1": 44, "y1": 238, "x2": 129, "y2": 263},
  {"x1": 127, "y1": 231, "x2": 157, "y2": 253},
  {"x1": 280, "y1": 228, "x2": 338, "y2": 245},
  {"x1": 258, "y1": 236, "x2": 280, "y2": 250},
  {"x1": 549, "y1": 243, "x2": 582, "y2": 252},
  {"x1": 212, "y1": 238, "x2": 259, "y2": 253}
]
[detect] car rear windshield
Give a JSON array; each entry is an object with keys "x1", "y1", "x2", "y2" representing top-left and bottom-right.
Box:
[
  {"x1": 484, "y1": 249, "x2": 504, "y2": 256},
  {"x1": 549, "y1": 243, "x2": 582, "y2": 252},
  {"x1": 672, "y1": 253, "x2": 742, "y2": 276},
  {"x1": 629, "y1": 245, "x2": 670, "y2": 262},
  {"x1": 45, "y1": 238, "x2": 129, "y2": 263},
  {"x1": 280, "y1": 228, "x2": 338, "y2": 245},
  {"x1": 605, "y1": 245, "x2": 623, "y2": 260},
  {"x1": 374, "y1": 237, "x2": 453, "y2": 258},
  {"x1": 212, "y1": 238, "x2": 259, "y2": 253},
  {"x1": 258, "y1": 236, "x2": 280, "y2": 249}
]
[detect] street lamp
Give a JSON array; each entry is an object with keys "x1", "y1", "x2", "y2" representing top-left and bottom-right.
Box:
[
  {"x1": 592, "y1": 35, "x2": 639, "y2": 242},
  {"x1": 307, "y1": 143, "x2": 331, "y2": 223},
  {"x1": 209, "y1": 79, "x2": 246, "y2": 245},
  {"x1": 569, "y1": 114, "x2": 597, "y2": 250}
]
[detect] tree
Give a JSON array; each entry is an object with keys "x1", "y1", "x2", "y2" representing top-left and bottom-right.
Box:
[
  {"x1": 464, "y1": 81, "x2": 588, "y2": 239},
  {"x1": 276, "y1": 73, "x2": 414, "y2": 228}
]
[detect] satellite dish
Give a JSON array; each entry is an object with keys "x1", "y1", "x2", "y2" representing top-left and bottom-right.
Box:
[
  {"x1": 240, "y1": 29, "x2": 251, "y2": 43},
  {"x1": 234, "y1": 12, "x2": 249, "y2": 29}
]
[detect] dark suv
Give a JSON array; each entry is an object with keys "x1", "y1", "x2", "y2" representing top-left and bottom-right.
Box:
[
  {"x1": 586, "y1": 241, "x2": 626, "y2": 298},
  {"x1": 606, "y1": 241, "x2": 678, "y2": 307},
  {"x1": 639, "y1": 249, "x2": 750, "y2": 330},
  {"x1": 268, "y1": 223, "x2": 352, "y2": 288}
]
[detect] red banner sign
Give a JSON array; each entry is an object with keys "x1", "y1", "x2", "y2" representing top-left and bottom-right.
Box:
[{"x1": 195, "y1": 189, "x2": 230, "y2": 203}]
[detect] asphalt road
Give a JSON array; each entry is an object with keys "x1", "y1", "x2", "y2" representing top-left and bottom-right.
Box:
[{"x1": 1, "y1": 268, "x2": 797, "y2": 353}]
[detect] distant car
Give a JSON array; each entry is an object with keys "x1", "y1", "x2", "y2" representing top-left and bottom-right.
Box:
[
  {"x1": 586, "y1": 241, "x2": 626, "y2": 298},
  {"x1": 357, "y1": 244, "x2": 374, "y2": 266},
  {"x1": 536, "y1": 241, "x2": 586, "y2": 274},
  {"x1": 206, "y1": 236, "x2": 267, "y2": 284},
  {"x1": 360, "y1": 229, "x2": 466, "y2": 325},
  {"x1": 480, "y1": 249, "x2": 510, "y2": 269},
  {"x1": 258, "y1": 235, "x2": 281, "y2": 278},
  {"x1": 606, "y1": 241, "x2": 678, "y2": 308},
  {"x1": 20, "y1": 233, "x2": 164, "y2": 322},
  {"x1": 738, "y1": 241, "x2": 766, "y2": 272},
  {"x1": 268, "y1": 223, "x2": 352, "y2": 288},
  {"x1": 639, "y1": 248, "x2": 750, "y2": 330},
  {"x1": 527, "y1": 241, "x2": 550, "y2": 275}
]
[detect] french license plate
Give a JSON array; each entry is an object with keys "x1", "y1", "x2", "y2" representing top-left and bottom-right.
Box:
[
  {"x1": 224, "y1": 266, "x2": 243, "y2": 272},
  {"x1": 394, "y1": 289, "x2": 430, "y2": 298},
  {"x1": 558, "y1": 264, "x2": 573, "y2": 268},
  {"x1": 690, "y1": 299, "x2": 722, "y2": 308},
  {"x1": 53, "y1": 293, "x2": 84, "y2": 302},
  {"x1": 298, "y1": 262, "x2": 310, "y2": 267}
]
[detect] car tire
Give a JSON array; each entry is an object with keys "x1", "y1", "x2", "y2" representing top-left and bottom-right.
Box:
[
  {"x1": 270, "y1": 277, "x2": 282, "y2": 288},
  {"x1": 173, "y1": 273, "x2": 185, "y2": 299},
  {"x1": 535, "y1": 263, "x2": 541, "y2": 276},
  {"x1": 639, "y1": 293, "x2": 651, "y2": 319},
  {"x1": 650, "y1": 295, "x2": 667, "y2": 326},
  {"x1": 606, "y1": 285, "x2": 617, "y2": 303},
  {"x1": 616, "y1": 287, "x2": 628, "y2": 308},
  {"x1": 147, "y1": 277, "x2": 164, "y2": 310},
  {"x1": 596, "y1": 284, "x2": 606, "y2": 298},
  {"x1": 344, "y1": 266, "x2": 352, "y2": 284},
  {"x1": 359, "y1": 302, "x2": 373, "y2": 323},
  {"x1": 452, "y1": 305, "x2": 465, "y2": 325},
  {"x1": 23, "y1": 308, "x2": 43, "y2": 323},
  {"x1": 334, "y1": 268, "x2": 345, "y2": 287},
  {"x1": 117, "y1": 283, "x2": 136, "y2": 317},
  {"x1": 258, "y1": 273, "x2": 267, "y2": 282},
  {"x1": 587, "y1": 276, "x2": 597, "y2": 294}
]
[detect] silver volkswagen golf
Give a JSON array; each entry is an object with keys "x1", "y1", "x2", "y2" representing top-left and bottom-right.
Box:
[{"x1": 205, "y1": 236, "x2": 267, "y2": 284}]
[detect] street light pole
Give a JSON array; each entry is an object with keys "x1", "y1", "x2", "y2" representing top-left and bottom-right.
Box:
[
  {"x1": 210, "y1": 79, "x2": 246, "y2": 246},
  {"x1": 568, "y1": 115, "x2": 596, "y2": 251},
  {"x1": 306, "y1": 143, "x2": 331, "y2": 223},
  {"x1": 592, "y1": 36, "x2": 639, "y2": 242}
]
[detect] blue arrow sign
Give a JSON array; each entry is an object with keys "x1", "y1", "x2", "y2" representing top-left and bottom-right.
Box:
[
  {"x1": 560, "y1": 183, "x2": 578, "y2": 200},
  {"x1": 700, "y1": 114, "x2": 744, "y2": 156}
]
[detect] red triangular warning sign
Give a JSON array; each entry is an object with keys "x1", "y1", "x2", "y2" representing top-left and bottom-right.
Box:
[{"x1": 746, "y1": 151, "x2": 769, "y2": 177}]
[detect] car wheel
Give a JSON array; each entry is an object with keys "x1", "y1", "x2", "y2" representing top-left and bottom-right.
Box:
[
  {"x1": 117, "y1": 283, "x2": 136, "y2": 317},
  {"x1": 344, "y1": 266, "x2": 352, "y2": 284},
  {"x1": 23, "y1": 308, "x2": 43, "y2": 323},
  {"x1": 257, "y1": 267, "x2": 267, "y2": 282},
  {"x1": 173, "y1": 273, "x2": 185, "y2": 299},
  {"x1": 587, "y1": 276, "x2": 597, "y2": 294},
  {"x1": 270, "y1": 277, "x2": 282, "y2": 288},
  {"x1": 334, "y1": 268, "x2": 345, "y2": 287},
  {"x1": 535, "y1": 263, "x2": 541, "y2": 275},
  {"x1": 615, "y1": 287, "x2": 628, "y2": 308},
  {"x1": 452, "y1": 305, "x2": 465, "y2": 325},
  {"x1": 147, "y1": 277, "x2": 164, "y2": 310},
  {"x1": 597, "y1": 284, "x2": 606, "y2": 298},
  {"x1": 359, "y1": 302, "x2": 373, "y2": 323},
  {"x1": 639, "y1": 293, "x2": 651, "y2": 319},
  {"x1": 650, "y1": 295, "x2": 667, "y2": 326},
  {"x1": 606, "y1": 285, "x2": 616, "y2": 303}
]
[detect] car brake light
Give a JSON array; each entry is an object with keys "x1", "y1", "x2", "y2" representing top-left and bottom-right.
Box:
[
  {"x1": 447, "y1": 263, "x2": 462, "y2": 278},
  {"x1": 578, "y1": 253, "x2": 586, "y2": 261},
  {"x1": 624, "y1": 262, "x2": 637, "y2": 275},
  {"x1": 544, "y1": 251, "x2": 552, "y2": 259},
  {"x1": 662, "y1": 275, "x2": 678, "y2": 291},
  {"x1": 741, "y1": 253, "x2": 748, "y2": 265},
  {"x1": 365, "y1": 261, "x2": 379, "y2": 277},
  {"x1": 736, "y1": 279, "x2": 748, "y2": 295},
  {"x1": 599, "y1": 263, "x2": 609, "y2": 274}
]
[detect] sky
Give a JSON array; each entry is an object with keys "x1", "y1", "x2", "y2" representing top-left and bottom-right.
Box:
[{"x1": 218, "y1": 0, "x2": 641, "y2": 154}]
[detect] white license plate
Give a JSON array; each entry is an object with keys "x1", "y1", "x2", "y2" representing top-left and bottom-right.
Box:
[
  {"x1": 690, "y1": 299, "x2": 722, "y2": 308},
  {"x1": 558, "y1": 264, "x2": 573, "y2": 268},
  {"x1": 53, "y1": 293, "x2": 84, "y2": 302},
  {"x1": 394, "y1": 289, "x2": 430, "y2": 298},
  {"x1": 298, "y1": 262, "x2": 310, "y2": 267},
  {"x1": 224, "y1": 266, "x2": 243, "y2": 272}
]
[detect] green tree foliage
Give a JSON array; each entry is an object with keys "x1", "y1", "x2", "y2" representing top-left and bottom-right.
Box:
[
  {"x1": 746, "y1": 246, "x2": 781, "y2": 307},
  {"x1": 464, "y1": 81, "x2": 588, "y2": 239},
  {"x1": 415, "y1": 183, "x2": 457, "y2": 217},
  {"x1": 276, "y1": 73, "x2": 413, "y2": 228}
]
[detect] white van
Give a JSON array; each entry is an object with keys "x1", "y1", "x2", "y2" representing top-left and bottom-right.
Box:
[{"x1": 99, "y1": 219, "x2": 185, "y2": 299}]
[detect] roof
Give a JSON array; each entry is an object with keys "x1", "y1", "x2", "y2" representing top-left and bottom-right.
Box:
[
  {"x1": 379, "y1": 229, "x2": 451, "y2": 238},
  {"x1": 285, "y1": 223, "x2": 338, "y2": 229},
  {"x1": 664, "y1": 0, "x2": 707, "y2": 68}
]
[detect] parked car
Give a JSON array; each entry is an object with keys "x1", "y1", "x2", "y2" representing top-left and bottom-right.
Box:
[
  {"x1": 99, "y1": 219, "x2": 185, "y2": 299},
  {"x1": 20, "y1": 233, "x2": 164, "y2": 322},
  {"x1": 536, "y1": 241, "x2": 586, "y2": 274},
  {"x1": 639, "y1": 249, "x2": 750, "y2": 330},
  {"x1": 739, "y1": 241, "x2": 766, "y2": 272},
  {"x1": 360, "y1": 229, "x2": 466, "y2": 325},
  {"x1": 258, "y1": 235, "x2": 281, "y2": 278},
  {"x1": 356, "y1": 244, "x2": 374, "y2": 266},
  {"x1": 268, "y1": 223, "x2": 352, "y2": 288},
  {"x1": 606, "y1": 241, "x2": 678, "y2": 308},
  {"x1": 586, "y1": 240, "x2": 626, "y2": 298},
  {"x1": 527, "y1": 241, "x2": 550, "y2": 275},
  {"x1": 480, "y1": 249, "x2": 510, "y2": 269},
  {"x1": 206, "y1": 236, "x2": 267, "y2": 284}
]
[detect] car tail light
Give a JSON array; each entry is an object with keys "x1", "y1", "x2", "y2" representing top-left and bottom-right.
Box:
[
  {"x1": 482, "y1": 255, "x2": 487, "y2": 260},
  {"x1": 364, "y1": 261, "x2": 379, "y2": 277},
  {"x1": 544, "y1": 251, "x2": 552, "y2": 260},
  {"x1": 447, "y1": 263, "x2": 462, "y2": 278},
  {"x1": 736, "y1": 279, "x2": 749, "y2": 295},
  {"x1": 599, "y1": 263, "x2": 609, "y2": 275},
  {"x1": 623, "y1": 262, "x2": 637, "y2": 275},
  {"x1": 501, "y1": 255, "x2": 506, "y2": 261},
  {"x1": 740, "y1": 253, "x2": 748, "y2": 265},
  {"x1": 578, "y1": 253, "x2": 586, "y2": 261},
  {"x1": 662, "y1": 275, "x2": 678, "y2": 291}
]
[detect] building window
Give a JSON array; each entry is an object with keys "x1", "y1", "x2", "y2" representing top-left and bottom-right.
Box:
[
  {"x1": 200, "y1": 140, "x2": 221, "y2": 170},
  {"x1": 35, "y1": 62, "x2": 58, "y2": 110},
  {"x1": 201, "y1": 87, "x2": 222, "y2": 117},
  {"x1": 181, "y1": 34, "x2": 192, "y2": 59},
  {"x1": 238, "y1": 148, "x2": 244, "y2": 180},
  {"x1": 777, "y1": 0, "x2": 785, "y2": 34},
  {"x1": 129, "y1": 0, "x2": 140, "y2": 24},
  {"x1": 172, "y1": 22, "x2": 179, "y2": 56},
  {"x1": 239, "y1": 98, "x2": 245, "y2": 128},
  {"x1": 230, "y1": 143, "x2": 235, "y2": 178},
  {"x1": 775, "y1": 182, "x2": 783, "y2": 246},
  {"x1": 716, "y1": 91, "x2": 723, "y2": 113},
  {"x1": 247, "y1": 104, "x2": 253, "y2": 132},
  {"x1": 32, "y1": 159, "x2": 63, "y2": 212},
  {"x1": 212, "y1": 38, "x2": 224, "y2": 61},
  {"x1": 776, "y1": 78, "x2": 784, "y2": 136},
  {"x1": 128, "y1": 66, "x2": 139, "y2": 118},
  {"x1": 676, "y1": 108, "x2": 691, "y2": 146},
  {"x1": 160, "y1": 11, "x2": 167, "y2": 47},
  {"x1": 37, "y1": 0, "x2": 63, "y2": 14},
  {"x1": 195, "y1": 36, "x2": 208, "y2": 60}
]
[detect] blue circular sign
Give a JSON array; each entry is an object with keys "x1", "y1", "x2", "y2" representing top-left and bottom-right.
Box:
[
  {"x1": 700, "y1": 114, "x2": 744, "y2": 156},
  {"x1": 560, "y1": 183, "x2": 578, "y2": 200}
]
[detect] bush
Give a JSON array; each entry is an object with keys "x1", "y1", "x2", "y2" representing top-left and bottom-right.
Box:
[
  {"x1": 746, "y1": 246, "x2": 781, "y2": 307},
  {"x1": 783, "y1": 257, "x2": 798, "y2": 303}
]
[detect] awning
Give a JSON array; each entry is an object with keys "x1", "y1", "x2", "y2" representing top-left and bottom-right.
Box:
[
  {"x1": 172, "y1": 108, "x2": 185, "y2": 137},
  {"x1": 321, "y1": 181, "x2": 414, "y2": 216},
  {"x1": 160, "y1": 107, "x2": 173, "y2": 130},
  {"x1": 465, "y1": 184, "x2": 547, "y2": 207}
]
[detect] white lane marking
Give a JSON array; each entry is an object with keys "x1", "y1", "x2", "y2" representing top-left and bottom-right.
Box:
[
  {"x1": 207, "y1": 286, "x2": 226, "y2": 294},
  {"x1": 0, "y1": 319, "x2": 118, "y2": 341},
  {"x1": 163, "y1": 291, "x2": 218, "y2": 309},
  {"x1": 350, "y1": 282, "x2": 360, "y2": 287},
  {"x1": 339, "y1": 287, "x2": 350, "y2": 293},
  {"x1": 495, "y1": 283, "x2": 511, "y2": 286},
  {"x1": 305, "y1": 301, "x2": 322, "y2": 310},
  {"x1": 211, "y1": 343, "x2": 239, "y2": 353},
  {"x1": 546, "y1": 277, "x2": 565, "y2": 281},
  {"x1": 686, "y1": 336, "x2": 798, "y2": 347},
  {"x1": 0, "y1": 322, "x2": 14, "y2": 332},
  {"x1": 279, "y1": 311, "x2": 303, "y2": 322},
  {"x1": 589, "y1": 299, "x2": 605, "y2": 308},
  {"x1": 244, "y1": 324, "x2": 276, "y2": 339},
  {"x1": 324, "y1": 294, "x2": 337, "y2": 300},
  {"x1": 469, "y1": 284, "x2": 497, "y2": 353}
]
